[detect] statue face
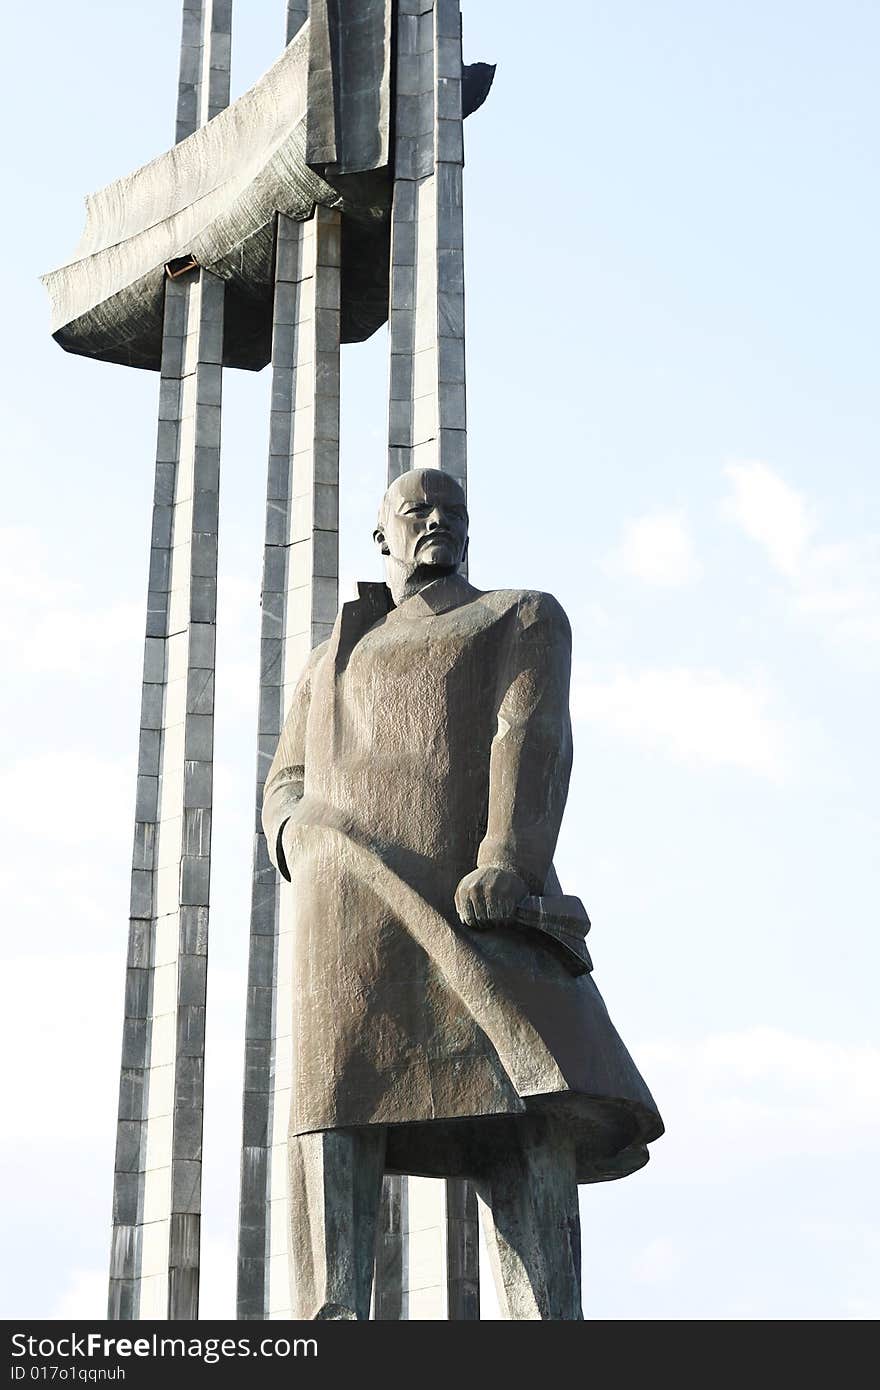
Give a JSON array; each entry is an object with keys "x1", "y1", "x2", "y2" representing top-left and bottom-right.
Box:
[{"x1": 375, "y1": 469, "x2": 468, "y2": 570}]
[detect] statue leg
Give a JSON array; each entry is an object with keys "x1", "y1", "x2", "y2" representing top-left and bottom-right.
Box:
[
  {"x1": 474, "y1": 1120, "x2": 583, "y2": 1320},
  {"x1": 287, "y1": 1126, "x2": 387, "y2": 1320}
]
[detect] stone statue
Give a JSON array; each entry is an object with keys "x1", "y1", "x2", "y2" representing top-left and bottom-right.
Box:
[{"x1": 262, "y1": 467, "x2": 663, "y2": 1320}]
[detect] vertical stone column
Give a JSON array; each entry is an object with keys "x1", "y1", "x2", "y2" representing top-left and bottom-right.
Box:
[
  {"x1": 111, "y1": 270, "x2": 225, "y2": 1321},
  {"x1": 379, "y1": 0, "x2": 479, "y2": 1321},
  {"x1": 374, "y1": 1174, "x2": 406, "y2": 1320},
  {"x1": 236, "y1": 208, "x2": 341, "y2": 1320},
  {"x1": 388, "y1": 0, "x2": 467, "y2": 490},
  {"x1": 386, "y1": 1177, "x2": 479, "y2": 1319},
  {"x1": 177, "y1": 0, "x2": 233, "y2": 143},
  {"x1": 285, "y1": 1, "x2": 309, "y2": 44},
  {"x1": 109, "y1": 0, "x2": 231, "y2": 1323}
]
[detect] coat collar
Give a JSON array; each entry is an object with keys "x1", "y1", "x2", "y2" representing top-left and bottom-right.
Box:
[
  {"x1": 388, "y1": 571, "x2": 481, "y2": 621},
  {"x1": 331, "y1": 572, "x2": 480, "y2": 675}
]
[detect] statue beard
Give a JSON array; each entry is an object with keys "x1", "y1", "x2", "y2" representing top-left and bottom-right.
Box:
[{"x1": 384, "y1": 552, "x2": 462, "y2": 603}]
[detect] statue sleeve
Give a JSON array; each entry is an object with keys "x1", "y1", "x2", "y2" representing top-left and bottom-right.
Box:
[
  {"x1": 261, "y1": 643, "x2": 324, "y2": 881},
  {"x1": 476, "y1": 592, "x2": 574, "y2": 893}
]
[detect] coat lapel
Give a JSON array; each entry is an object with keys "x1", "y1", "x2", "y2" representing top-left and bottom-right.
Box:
[
  {"x1": 383, "y1": 572, "x2": 481, "y2": 623},
  {"x1": 331, "y1": 581, "x2": 393, "y2": 676}
]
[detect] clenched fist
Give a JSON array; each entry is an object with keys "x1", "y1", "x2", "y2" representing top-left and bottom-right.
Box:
[{"x1": 454, "y1": 866, "x2": 528, "y2": 929}]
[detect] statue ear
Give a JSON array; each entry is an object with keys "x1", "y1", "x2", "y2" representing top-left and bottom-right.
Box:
[{"x1": 373, "y1": 527, "x2": 390, "y2": 556}]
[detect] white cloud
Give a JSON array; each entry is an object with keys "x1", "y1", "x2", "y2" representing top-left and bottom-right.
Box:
[
  {"x1": 608, "y1": 511, "x2": 702, "y2": 588},
  {"x1": 792, "y1": 538, "x2": 880, "y2": 644},
  {"x1": 723, "y1": 463, "x2": 880, "y2": 644},
  {"x1": 0, "y1": 750, "x2": 133, "y2": 847},
  {"x1": 4, "y1": 598, "x2": 143, "y2": 679},
  {"x1": 694, "y1": 1028, "x2": 880, "y2": 1096},
  {"x1": 572, "y1": 664, "x2": 785, "y2": 779},
  {"x1": 723, "y1": 461, "x2": 815, "y2": 577},
  {"x1": 637, "y1": 1026, "x2": 880, "y2": 1175},
  {"x1": 0, "y1": 525, "x2": 142, "y2": 680},
  {"x1": 0, "y1": 526, "x2": 81, "y2": 607}
]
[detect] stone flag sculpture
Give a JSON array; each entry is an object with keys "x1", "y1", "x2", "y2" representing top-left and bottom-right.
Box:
[{"x1": 42, "y1": 1, "x2": 492, "y2": 369}]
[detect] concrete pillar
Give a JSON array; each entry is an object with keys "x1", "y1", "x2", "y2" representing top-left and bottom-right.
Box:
[
  {"x1": 176, "y1": 0, "x2": 233, "y2": 144},
  {"x1": 376, "y1": 1175, "x2": 478, "y2": 1320},
  {"x1": 108, "y1": 0, "x2": 231, "y2": 1322},
  {"x1": 110, "y1": 269, "x2": 225, "y2": 1321},
  {"x1": 388, "y1": 0, "x2": 467, "y2": 489},
  {"x1": 286, "y1": 1, "x2": 309, "y2": 45},
  {"x1": 374, "y1": 1175, "x2": 406, "y2": 1320},
  {"x1": 236, "y1": 208, "x2": 341, "y2": 1320}
]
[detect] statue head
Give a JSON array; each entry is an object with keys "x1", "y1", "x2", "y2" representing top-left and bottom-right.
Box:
[{"x1": 374, "y1": 468, "x2": 468, "y2": 599}]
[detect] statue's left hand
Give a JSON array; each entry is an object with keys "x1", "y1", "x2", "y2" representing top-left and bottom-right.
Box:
[{"x1": 454, "y1": 867, "x2": 529, "y2": 929}]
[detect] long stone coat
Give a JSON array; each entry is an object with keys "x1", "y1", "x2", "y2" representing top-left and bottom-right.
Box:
[{"x1": 263, "y1": 573, "x2": 663, "y2": 1182}]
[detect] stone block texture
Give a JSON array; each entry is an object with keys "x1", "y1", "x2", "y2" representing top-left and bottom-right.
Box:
[
  {"x1": 375, "y1": 1176, "x2": 479, "y2": 1320},
  {"x1": 236, "y1": 209, "x2": 341, "y2": 1320},
  {"x1": 176, "y1": 1, "x2": 233, "y2": 145},
  {"x1": 387, "y1": 0, "x2": 467, "y2": 489},
  {"x1": 286, "y1": 1, "x2": 308, "y2": 44},
  {"x1": 110, "y1": 268, "x2": 225, "y2": 1322},
  {"x1": 109, "y1": 0, "x2": 230, "y2": 1322}
]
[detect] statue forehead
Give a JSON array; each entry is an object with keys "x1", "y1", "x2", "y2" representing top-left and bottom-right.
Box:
[{"x1": 383, "y1": 468, "x2": 467, "y2": 511}]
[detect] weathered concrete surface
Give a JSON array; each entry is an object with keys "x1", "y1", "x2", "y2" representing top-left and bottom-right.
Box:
[
  {"x1": 42, "y1": 4, "x2": 492, "y2": 375},
  {"x1": 110, "y1": 266, "x2": 225, "y2": 1323},
  {"x1": 375, "y1": 1175, "x2": 478, "y2": 1320},
  {"x1": 236, "y1": 208, "x2": 341, "y2": 1321},
  {"x1": 109, "y1": 1, "x2": 232, "y2": 1325},
  {"x1": 42, "y1": 20, "x2": 391, "y2": 371},
  {"x1": 176, "y1": 0, "x2": 232, "y2": 144},
  {"x1": 473, "y1": 1114, "x2": 582, "y2": 1320},
  {"x1": 288, "y1": 1128, "x2": 386, "y2": 1320},
  {"x1": 387, "y1": 0, "x2": 470, "y2": 482}
]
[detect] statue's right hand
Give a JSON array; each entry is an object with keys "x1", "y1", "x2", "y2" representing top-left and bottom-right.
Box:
[{"x1": 454, "y1": 866, "x2": 529, "y2": 929}]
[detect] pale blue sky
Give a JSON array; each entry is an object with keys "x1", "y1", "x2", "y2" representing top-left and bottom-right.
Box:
[{"x1": 1, "y1": 1, "x2": 878, "y2": 1320}]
